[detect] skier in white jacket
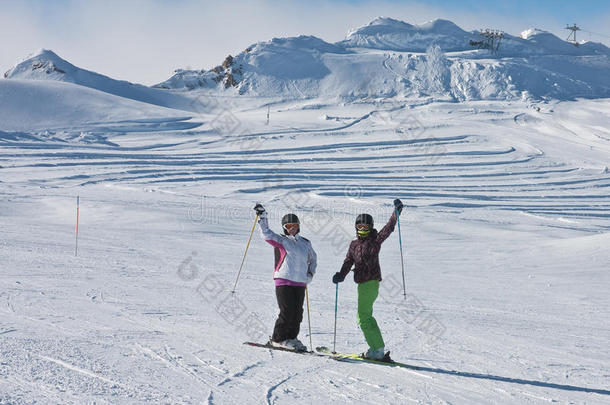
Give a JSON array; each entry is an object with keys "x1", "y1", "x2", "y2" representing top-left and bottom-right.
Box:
[{"x1": 254, "y1": 203, "x2": 317, "y2": 351}]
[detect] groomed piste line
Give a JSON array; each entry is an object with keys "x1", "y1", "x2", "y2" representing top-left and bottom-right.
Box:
[{"x1": 2, "y1": 110, "x2": 609, "y2": 225}]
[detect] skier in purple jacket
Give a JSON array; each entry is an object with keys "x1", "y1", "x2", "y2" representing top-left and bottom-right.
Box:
[{"x1": 333, "y1": 199, "x2": 404, "y2": 360}]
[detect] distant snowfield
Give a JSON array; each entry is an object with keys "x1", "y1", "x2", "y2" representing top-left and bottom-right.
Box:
[
  {"x1": 1, "y1": 80, "x2": 609, "y2": 404},
  {"x1": 0, "y1": 80, "x2": 197, "y2": 135}
]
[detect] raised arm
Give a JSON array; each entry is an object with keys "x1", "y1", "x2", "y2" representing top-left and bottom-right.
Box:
[
  {"x1": 376, "y1": 199, "x2": 403, "y2": 244},
  {"x1": 254, "y1": 204, "x2": 283, "y2": 244},
  {"x1": 375, "y1": 211, "x2": 397, "y2": 244}
]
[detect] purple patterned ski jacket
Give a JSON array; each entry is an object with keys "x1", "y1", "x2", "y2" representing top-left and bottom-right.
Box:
[{"x1": 338, "y1": 212, "x2": 397, "y2": 284}]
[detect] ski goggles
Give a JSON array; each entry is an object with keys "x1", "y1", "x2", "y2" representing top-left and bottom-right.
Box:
[
  {"x1": 355, "y1": 223, "x2": 371, "y2": 231},
  {"x1": 283, "y1": 223, "x2": 300, "y2": 232}
]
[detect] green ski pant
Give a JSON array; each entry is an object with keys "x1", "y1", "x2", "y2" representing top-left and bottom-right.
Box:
[{"x1": 357, "y1": 280, "x2": 384, "y2": 350}]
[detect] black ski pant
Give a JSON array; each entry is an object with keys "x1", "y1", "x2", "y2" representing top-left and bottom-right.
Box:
[{"x1": 272, "y1": 285, "x2": 305, "y2": 342}]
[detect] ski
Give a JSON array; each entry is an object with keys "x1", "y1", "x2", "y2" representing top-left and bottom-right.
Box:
[
  {"x1": 243, "y1": 341, "x2": 328, "y2": 357},
  {"x1": 316, "y1": 346, "x2": 409, "y2": 368},
  {"x1": 246, "y1": 342, "x2": 412, "y2": 368}
]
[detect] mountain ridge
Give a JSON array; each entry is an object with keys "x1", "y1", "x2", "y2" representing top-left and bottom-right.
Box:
[{"x1": 5, "y1": 18, "x2": 610, "y2": 104}]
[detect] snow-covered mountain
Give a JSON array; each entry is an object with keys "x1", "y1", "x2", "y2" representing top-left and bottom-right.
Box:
[
  {"x1": 517, "y1": 28, "x2": 610, "y2": 56},
  {"x1": 156, "y1": 17, "x2": 610, "y2": 101},
  {"x1": 153, "y1": 35, "x2": 351, "y2": 96},
  {"x1": 4, "y1": 49, "x2": 196, "y2": 112},
  {"x1": 336, "y1": 17, "x2": 610, "y2": 56},
  {"x1": 338, "y1": 17, "x2": 475, "y2": 52},
  {"x1": 4, "y1": 18, "x2": 610, "y2": 107}
]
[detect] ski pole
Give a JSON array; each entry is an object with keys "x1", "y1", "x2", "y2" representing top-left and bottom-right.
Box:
[
  {"x1": 75, "y1": 196, "x2": 80, "y2": 257},
  {"x1": 333, "y1": 283, "x2": 338, "y2": 354},
  {"x1": 232, "y1": 214, "x2": 259, "y2": 293},
  {"x1": 396, "y1": 208, "x2": 406, "y2": 299},
  {"x1": 305, "y1": 287, "x2": 313, "y2": 352}
]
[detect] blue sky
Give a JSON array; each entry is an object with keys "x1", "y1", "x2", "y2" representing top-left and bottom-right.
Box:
[
  {"x1": 334, "y1": 0, "x2": 610, "y2": 20},
  {"x1": 1, "y1": 0, "x2": 609, "y2": 85}
]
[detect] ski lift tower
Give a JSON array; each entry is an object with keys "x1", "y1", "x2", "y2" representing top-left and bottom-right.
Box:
[
  {"x1": 483, "y1": 29, "x2": 504, "y2": 55},
  {"x1": 566, "y1": 24, "x2": 580, "y2": 46},
  {"x1": 470, "y1": 29, "x2": 504, "y2": 55}
]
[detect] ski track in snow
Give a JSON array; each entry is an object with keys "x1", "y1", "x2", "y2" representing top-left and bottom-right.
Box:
[
  {"x1": 217, "y1": 360, "x2": 264, "y2": 387},
  {"x1": 1, "y1": 97, "x2": 610, "y2": 403},
  {"x1": 37, "y1": 354, "x2": 123, "y2": 388},
  {"x1": 135, "y1": 343, "x2": 216, "y2": 390},
  {"x1": 265, "y1": 374, "x2": 295, "y2": 405}
]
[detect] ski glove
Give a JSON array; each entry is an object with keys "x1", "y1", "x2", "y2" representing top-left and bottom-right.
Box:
[
  {"x1": 393, "y1": 199, "x2": 404, "y2": 215},
  {"x1": 332, "y1": 272, "x2": 345, "y2": 284},
  {"x1": 254, "y1": 203, "x2": 265, "y2": 215}
]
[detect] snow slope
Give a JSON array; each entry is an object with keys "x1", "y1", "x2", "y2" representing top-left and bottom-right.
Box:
[
  {"x1": 1, "y1": 85, "x2": 610, "y2": 403},
  {"x1": 4, "y1": 49, "x2": 197, "y2": 112},
  {"x1": 0, "y1": 79, "x2": 200, "y2": 145}
]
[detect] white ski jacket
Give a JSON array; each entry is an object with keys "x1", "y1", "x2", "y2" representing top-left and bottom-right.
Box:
[{"x1": 258, "y1": 213, "x2": 317, "y2": 284}]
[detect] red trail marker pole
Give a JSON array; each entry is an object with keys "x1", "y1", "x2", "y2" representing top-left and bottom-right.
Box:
[{"x1": 75, "y1": 196, "x2": 80, "y2": 256}]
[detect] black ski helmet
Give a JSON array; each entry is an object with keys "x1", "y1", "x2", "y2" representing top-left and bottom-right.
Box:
[
  {"x1": 281, "y1": 213, "x2": 300, "y2": 234},
  {"x1": 355, "y1": 213, "x2": 373, "y2": 228}
]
